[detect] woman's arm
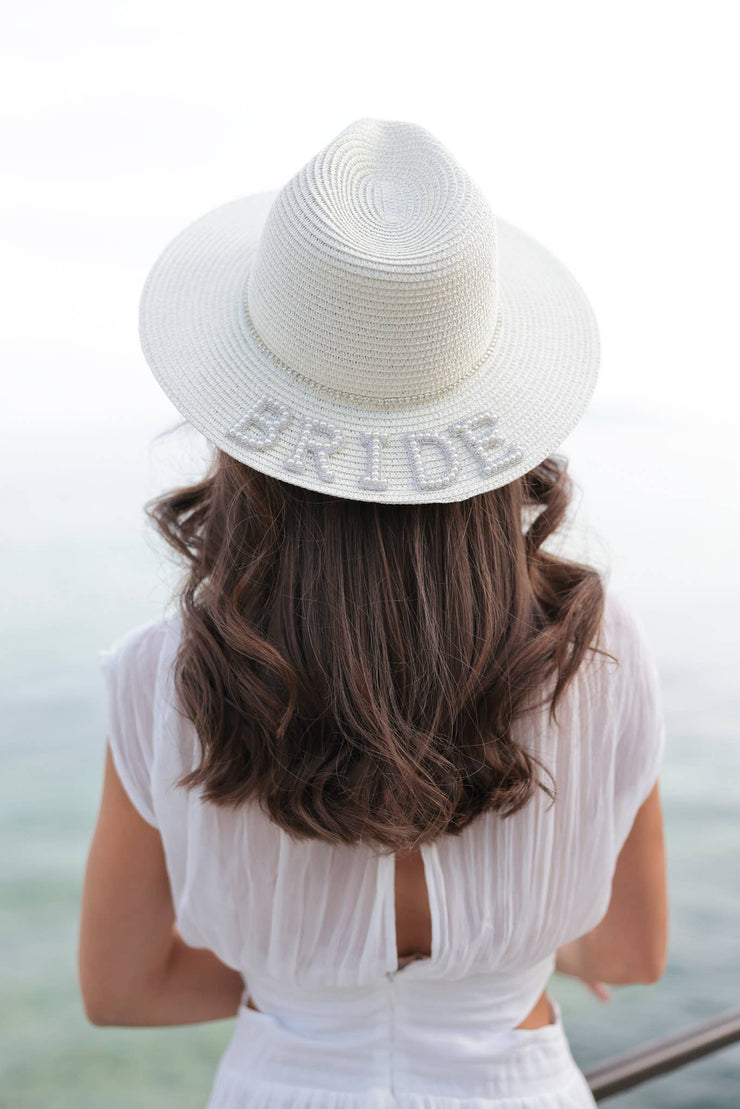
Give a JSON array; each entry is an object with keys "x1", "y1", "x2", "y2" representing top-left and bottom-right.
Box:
[
  {"x1": 79, "y1": 742, "x2": 245, "y2": 1027},
  {"x1": 556, "y1": 779, "x2": 668, "y2": 986}
]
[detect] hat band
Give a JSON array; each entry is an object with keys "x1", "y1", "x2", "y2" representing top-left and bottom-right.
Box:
[{"x1": 241, "y1": 296, "x2": 503, "y2": 410}]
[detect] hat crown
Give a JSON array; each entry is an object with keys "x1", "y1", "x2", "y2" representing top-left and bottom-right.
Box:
[{"x1": 245, "y1": 118, "x2": 500, "y2": 403}]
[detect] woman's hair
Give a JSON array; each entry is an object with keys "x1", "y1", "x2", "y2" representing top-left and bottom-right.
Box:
[{"x1": 145, "y1": 444, "x2": 611, "y2": 855}]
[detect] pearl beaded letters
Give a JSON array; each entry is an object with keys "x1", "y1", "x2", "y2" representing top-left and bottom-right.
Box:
[
  {"x1": 227, "y1": 393, "x2": 523, "y2": 493},
  {"x1": 404, "y1": 432, "x2": 461, "y2": 492},
  {"x1": 283, "y1": 417, "x2": 345, "y2": 483},
  {"x1": 448, "y1": 414, "x2": 524, "y2": 476},
  {"x1": 227, "y1": 396, "x2": 293, "y2": 450},
  {"x1": 358, "y1": 431, "x2": 389, "y2": 491}
]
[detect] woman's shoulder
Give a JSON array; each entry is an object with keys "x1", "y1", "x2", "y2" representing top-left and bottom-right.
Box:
[
  {"x1": 597, "y1": 583, "x2": 655, "y2": 667},
  {"x1": 600, "y1": 583, "x2": 639, "y2": 631},
  {"x1": 559, "y1": 584, "x2": 656, "y2": 714},
  {"x1": 98, "y1": 607, "x2": 182, "y2": 685}
]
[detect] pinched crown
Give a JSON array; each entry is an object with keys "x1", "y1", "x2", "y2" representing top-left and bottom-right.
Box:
[{"x1": 245, "y1": 118, "x2": 500, "y2": 405}]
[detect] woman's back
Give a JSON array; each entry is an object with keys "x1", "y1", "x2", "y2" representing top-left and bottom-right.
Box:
[
  {"x1": 99, "y1": 584, "x2": 666, "y2": 1107},
  {"x1": 81, "y1": 118, "x2": 667, "y2": 1109}
]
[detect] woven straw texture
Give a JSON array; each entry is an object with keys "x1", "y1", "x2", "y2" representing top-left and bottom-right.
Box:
[{"x1": 138, "y1": 118, "x2": 600, "y2": 504}]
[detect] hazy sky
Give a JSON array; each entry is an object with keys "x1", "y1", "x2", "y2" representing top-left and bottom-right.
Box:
[
  {"x1": 1, "y1": 2, "x2": 738, "y2": 669},
  {"x1": 2, "y1": 1, "x2": 738, "y2": 438}
]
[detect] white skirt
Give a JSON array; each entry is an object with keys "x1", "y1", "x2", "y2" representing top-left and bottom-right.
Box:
[{"x1": 205, "y1": 995, "x2": 597, "y2": 1109}]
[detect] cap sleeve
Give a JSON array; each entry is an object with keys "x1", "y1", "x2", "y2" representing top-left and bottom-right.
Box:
[
  {"x1": 606, "y1": 591, "x2": 668, "y2": 855},
  {"x1": 99, "y1": 617, "x2": 169, "y2": 828}
]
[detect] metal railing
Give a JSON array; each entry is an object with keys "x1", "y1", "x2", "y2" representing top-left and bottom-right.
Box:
[{"x1": 583, "y1": 1007, "x2": 740, "y2": 1101}]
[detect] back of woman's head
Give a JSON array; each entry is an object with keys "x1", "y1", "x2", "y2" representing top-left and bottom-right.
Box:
[{"x1": 146, "y1": 447, "x2": 608, "y2": 855}]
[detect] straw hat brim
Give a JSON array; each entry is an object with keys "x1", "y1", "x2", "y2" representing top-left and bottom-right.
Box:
[{"x1": 139, "y1": 189, "x2": 600, "y2": 504}]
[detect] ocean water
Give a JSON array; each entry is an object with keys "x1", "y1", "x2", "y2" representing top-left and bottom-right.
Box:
[{"x1": 1, "y1": 405, "x2": 738, "y2": 1107}]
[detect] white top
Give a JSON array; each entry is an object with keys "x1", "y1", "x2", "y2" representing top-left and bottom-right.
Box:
[{"x1": 99, "y1": 587, "x2": 666, "y2": 1108}]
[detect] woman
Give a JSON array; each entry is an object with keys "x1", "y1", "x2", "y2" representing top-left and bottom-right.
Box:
[{"x1": 79, "y1": 118, "x2": 668, "y2": 1107}]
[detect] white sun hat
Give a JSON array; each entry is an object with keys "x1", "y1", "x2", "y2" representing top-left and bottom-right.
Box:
[{"x1": 138, "y1": 117, "x2": 600, "y2": 504}]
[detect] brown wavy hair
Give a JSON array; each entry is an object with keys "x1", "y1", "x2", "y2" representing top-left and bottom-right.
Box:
[{"x1": 145, "y1": 440, "x2": 611, "y2": 855}]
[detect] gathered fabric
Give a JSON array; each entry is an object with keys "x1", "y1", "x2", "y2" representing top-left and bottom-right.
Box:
[
  {"x1": 208, "y1": 993, "x2": 597, "y2": 1108},
  {"x1": 99, "y1": 587, "x2": 666, "y2": 1107}
]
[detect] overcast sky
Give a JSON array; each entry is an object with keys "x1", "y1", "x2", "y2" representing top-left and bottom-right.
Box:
[
  {"x1": 1, "y1": 2, "x2": 738, "y2": 668},
  {"x1": 2, "y1": 1, "x2": 738, "y2": 438}
]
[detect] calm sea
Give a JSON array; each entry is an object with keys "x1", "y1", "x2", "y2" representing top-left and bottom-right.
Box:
[{"x1": 1, "y1": 406, "x2": 738, "y2": 1107}]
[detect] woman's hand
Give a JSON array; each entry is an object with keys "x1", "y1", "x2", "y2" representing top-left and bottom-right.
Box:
[{"x1": 555, "y1": 940, "x2": 612, "y2": 1003}]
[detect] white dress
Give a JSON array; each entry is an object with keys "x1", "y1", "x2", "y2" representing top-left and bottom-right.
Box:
[{"x1": 99, "y1": 587, "x2": 667, "y2": 1108}]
